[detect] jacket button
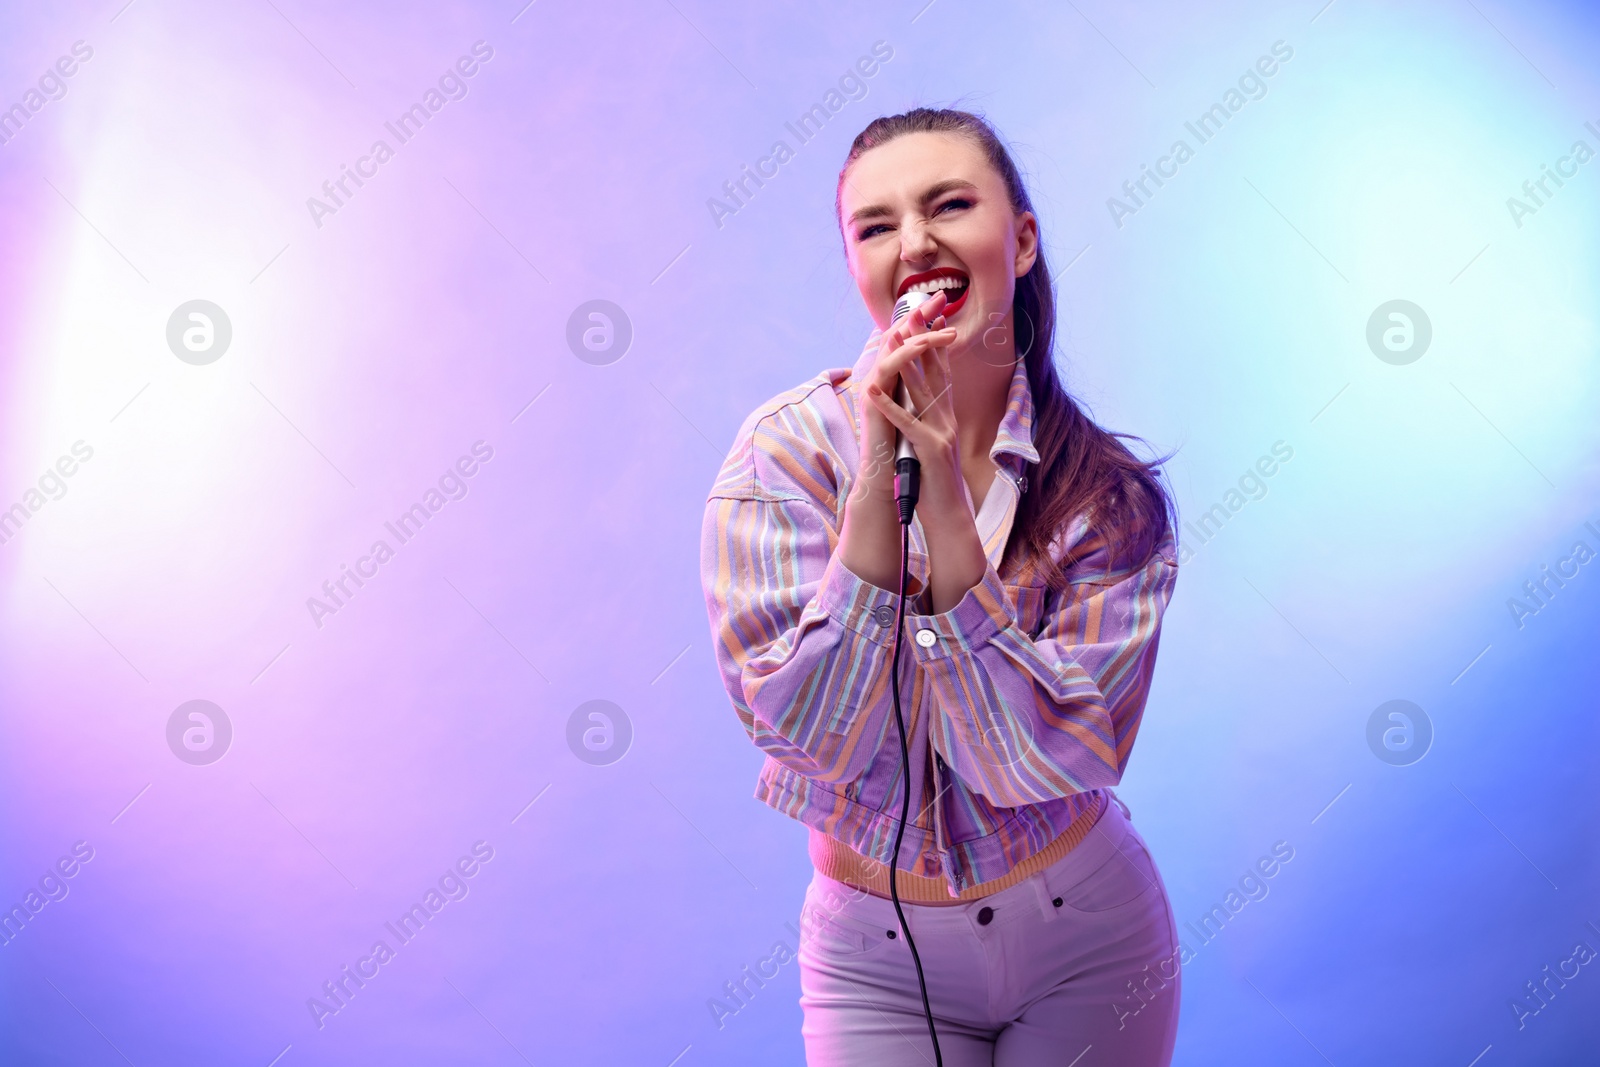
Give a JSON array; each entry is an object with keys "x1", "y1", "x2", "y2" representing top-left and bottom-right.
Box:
[
  {"x1": 915, "y1": 628, "x2": 937, "y2": 648},
  {"x1": 1052, "y1": 896, "x2": 1063, "y2": 908},
  {"x1": 977, "y1": 906, "x2": 994, "y2": 925}
]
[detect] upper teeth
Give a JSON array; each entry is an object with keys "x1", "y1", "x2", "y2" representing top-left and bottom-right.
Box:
[{"x1": 905, "y1": 276, "x2": 966, "y2": 295}]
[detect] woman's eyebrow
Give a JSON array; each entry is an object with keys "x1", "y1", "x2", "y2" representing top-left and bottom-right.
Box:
[
  {"x1": 847, "y1": 178, "x2": 979, "y2": 225},
  {"x1": 920, "y1": 177, "x2": 979, "y2": 203}
]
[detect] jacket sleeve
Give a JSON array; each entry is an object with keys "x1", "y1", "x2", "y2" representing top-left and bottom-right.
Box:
[
  {"x1": 911, "y1": 520, "x2": 1178, "y2": 807},
  {"x1": 700, "y1": 405, "x2": 910, "y2": 786}
]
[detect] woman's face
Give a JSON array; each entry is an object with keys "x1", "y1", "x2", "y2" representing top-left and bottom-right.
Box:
[{"x1": 838, "y1": 130, "x2": 1037, "y2": 357}]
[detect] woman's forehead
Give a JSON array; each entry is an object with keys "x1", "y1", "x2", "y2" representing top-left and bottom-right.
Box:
[{"x1": 840, "y1": 131, "x2": 993, "y2": 205}]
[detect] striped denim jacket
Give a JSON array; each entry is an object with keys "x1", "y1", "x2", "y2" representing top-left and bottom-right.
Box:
[{"x1": 700, "y1": 331, "x2": 1179, "y2": 893}]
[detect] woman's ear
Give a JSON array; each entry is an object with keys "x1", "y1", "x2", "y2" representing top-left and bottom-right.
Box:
[{"x1": 1014, "y1": 211, "x2": 1039, "y2": 277}]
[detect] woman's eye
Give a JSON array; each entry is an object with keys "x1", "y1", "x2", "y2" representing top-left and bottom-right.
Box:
[
  {"x1": 936, "y1": 198, "x2": 972, "y2": 215},
  {"x1": 858, "y1": 224, "x2": 889, "y2": 240}
]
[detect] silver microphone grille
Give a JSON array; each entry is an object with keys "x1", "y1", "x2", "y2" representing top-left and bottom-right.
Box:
[{"x1": 890, "y1": 288, "x2": 935, "y2": 327}]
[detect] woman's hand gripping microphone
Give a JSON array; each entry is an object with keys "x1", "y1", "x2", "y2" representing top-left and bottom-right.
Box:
[{"x1": 875, "y1": 288, "x2": 955, "y2": 524}]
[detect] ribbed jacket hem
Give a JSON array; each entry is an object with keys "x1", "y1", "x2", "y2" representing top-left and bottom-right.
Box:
[{"x1": 806, "y1": 790, "x2": 1108, "y2": 903}]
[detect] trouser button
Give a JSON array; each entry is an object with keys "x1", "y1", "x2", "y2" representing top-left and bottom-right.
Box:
[{"x1": 977, "y1": 906, "x2": 994, "y2": 925}]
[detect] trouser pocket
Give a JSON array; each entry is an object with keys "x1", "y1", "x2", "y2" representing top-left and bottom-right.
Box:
[{"x1": 800, "y1": 874, "x2": 898, "y2": 961}]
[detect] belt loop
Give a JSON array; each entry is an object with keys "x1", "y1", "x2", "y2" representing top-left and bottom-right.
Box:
[
  {"x1": 1106, "y1": 787, "x2": 1132, "y2": 821},
  {"x1": 1029, "y1": 872, "x2": 1060, "y2": 923}
]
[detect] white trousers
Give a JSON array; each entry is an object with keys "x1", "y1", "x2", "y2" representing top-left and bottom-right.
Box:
[{"x1": 797, "y1": 795, "x2": 1181, "y2": 1066}]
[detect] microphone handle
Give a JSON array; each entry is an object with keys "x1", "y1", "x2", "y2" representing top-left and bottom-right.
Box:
[{"x1": 894, "y1": 380, "x2": 917, "y2": 462}]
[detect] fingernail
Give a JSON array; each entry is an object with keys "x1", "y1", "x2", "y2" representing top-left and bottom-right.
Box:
[{"x1": 867, "y1": 383, "x2": 882, "y2": 395}]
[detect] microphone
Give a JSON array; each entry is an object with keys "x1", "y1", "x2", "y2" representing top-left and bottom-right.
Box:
[
  {"x1": 883, "y1": 285, "x2": 947, "y2": 1065},
  {"x1": 887, "y1": 289, "x2": 935, "y2": 525}
]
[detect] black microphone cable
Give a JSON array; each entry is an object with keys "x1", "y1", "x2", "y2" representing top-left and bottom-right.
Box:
[{"x1": 888, "y1": 452, "x2": 943, "y2": 1067}]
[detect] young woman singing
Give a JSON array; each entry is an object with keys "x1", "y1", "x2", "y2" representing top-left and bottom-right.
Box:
[{"x1": 702, "y1": 108, "x2": 1182, "y2": 1066}]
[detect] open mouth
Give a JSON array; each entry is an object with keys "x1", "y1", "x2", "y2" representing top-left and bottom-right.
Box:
[{"x1": 896, "y1": 268, "x2": 970, "y2": 319}]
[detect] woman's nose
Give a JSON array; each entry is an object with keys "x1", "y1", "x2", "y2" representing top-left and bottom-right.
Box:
[{"x1": 899, "y1": 220, "x2": 936, "y2": 260}]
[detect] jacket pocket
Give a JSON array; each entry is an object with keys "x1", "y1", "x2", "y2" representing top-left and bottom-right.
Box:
[{"x1": 1009, "y1": 577, "x2": 1049, "y2": 638}]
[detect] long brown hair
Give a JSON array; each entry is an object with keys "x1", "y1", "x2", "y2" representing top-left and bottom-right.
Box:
[{"x1": 836, "y1": 107, "x2": 1175, "y2": 590}]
